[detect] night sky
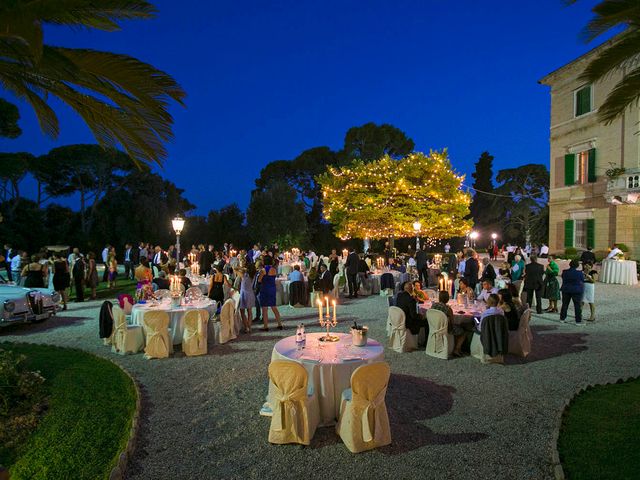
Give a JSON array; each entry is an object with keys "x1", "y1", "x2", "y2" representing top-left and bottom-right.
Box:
[{"x1": 0, "y1": 0, "x2": 616, "y2": 214}]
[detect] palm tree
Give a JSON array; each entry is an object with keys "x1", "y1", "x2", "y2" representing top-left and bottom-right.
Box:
[
  {"x1": 0, "y1": 1, "x2": 185, "y2": 165},
  {"x1": 567, "y1": 0, "x2": 640, "y2": 124}
]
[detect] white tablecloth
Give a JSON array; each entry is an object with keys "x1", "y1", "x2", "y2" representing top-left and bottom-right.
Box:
[
  {"x1": 267, "y1": 332, "x2": 384, "y2": 425},
  {"x1": 600, "y1": 259, "x2": 638, "y2": 285},
  {"x1": 130, "y1": 299, "x2": 216, "y2": 345}
]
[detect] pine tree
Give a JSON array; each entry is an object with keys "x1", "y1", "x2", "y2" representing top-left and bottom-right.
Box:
[{"x1": 469, "y1": 151, "x2": 496, "y2": 229}]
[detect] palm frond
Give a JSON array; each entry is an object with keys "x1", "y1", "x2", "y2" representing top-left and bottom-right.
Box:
[
  {"x1": 596, "y1": 67, "x2": 640, "y2": 123},
  {"x1": 579, "y1": 29, "x2": 640, "y2": 82},
  {"x1": 579, "y1": 0, "x2": 640, "y2": 42}
]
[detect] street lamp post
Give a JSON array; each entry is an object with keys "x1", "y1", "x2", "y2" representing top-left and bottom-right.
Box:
[
  {"x1": 470, "y1": 231, "x2": 479, "y2": 249},
  {"x1": 413, "y1": 220, "x2": 422, "y2": 251},
  {"x1": 172, "y1": 215, "x2": 185, "y2": 265}
]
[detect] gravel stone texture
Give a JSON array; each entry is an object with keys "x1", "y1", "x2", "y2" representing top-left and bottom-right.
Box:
[{"x1": 2, "y1": 282, "x2": 639, "y2": 480}]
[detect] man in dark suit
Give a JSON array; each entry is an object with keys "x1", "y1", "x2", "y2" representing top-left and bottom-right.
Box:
[
  {"x1": 580, "y1": 246, "x2": 596, "y2": 266},
  {"x1": 123, "y1": 243, "x2": 134, "y2": 280},
  {"x1": 415, "y1": 245, "x2": 427, "y2": 286},
  {"x1": 523, "y1": 254, "x2": 545, "y2": 314},
  {"x1": 345, "y1": 248, "x2": 360, "y2": 298},
  {"x1": 151, "y1": 246, "x2": 168, "y2": 273},
  {"x1": 463, "y1": 250, "x2": 479, "y2": 290},
  {"x1": 395, "y1": 281, "x2": 428, "y2": 336},
  {"x1": 199, "y1": 245, "x2": 214, "y2": 275}
]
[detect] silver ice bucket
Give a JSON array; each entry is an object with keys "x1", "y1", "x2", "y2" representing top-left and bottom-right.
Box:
[{"x1": 351, "y1": 326, "x2": 368, "y2": 347}]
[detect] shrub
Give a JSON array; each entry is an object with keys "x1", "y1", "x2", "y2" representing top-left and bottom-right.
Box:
[
  {"x1": 617, "y1": 243, "x2": 629, "y2": 252},
  {"x1": 594, "y1": 250, "x2": 608, "y2": 262},
  {"x1": 0, "y1": 349, "x2": 47, "y2": 463},
  {"x1": 565, "y1": 247, "x2": 578, "y2": 257}
]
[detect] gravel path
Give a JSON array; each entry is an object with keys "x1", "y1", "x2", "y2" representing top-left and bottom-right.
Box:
[{"x1": 2, "y1": 282, "x2": 639, "y2": 480}]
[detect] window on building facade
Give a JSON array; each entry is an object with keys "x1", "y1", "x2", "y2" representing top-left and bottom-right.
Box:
[
  {"x1": 564, "y1": 148, "x2": 596, "y2": 186},
  {"x1": 575, "y1": 85, "x2": 592, "y2": 117},
  {"x1": 564, "y1": 218, "x2": 595, "y2": 249},
  {"x1": 574, "y1": 219, "x2": 587, "y2": 249}
]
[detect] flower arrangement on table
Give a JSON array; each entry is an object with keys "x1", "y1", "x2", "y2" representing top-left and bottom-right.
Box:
[{"x1": 135, "y1": 283, "x2": 154, "y2": 302}]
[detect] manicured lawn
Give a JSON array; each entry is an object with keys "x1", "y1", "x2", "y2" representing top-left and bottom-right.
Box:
[
  {"x1": 0, "y1": 343, "x2": 137, "y2": 480},
  {"x1": 558, "y1": 378, "x2": 640, "y2": 480},
  {"x1": 70, "y1": 278, "x2": 138, "y2": 302}
]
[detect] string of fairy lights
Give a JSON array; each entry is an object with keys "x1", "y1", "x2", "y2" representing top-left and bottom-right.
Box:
[{"x1": 317, "y1": 150, "x2": 473, "y2": 240}]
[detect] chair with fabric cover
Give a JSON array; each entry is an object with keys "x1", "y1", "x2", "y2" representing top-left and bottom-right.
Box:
[
  {"x1": 231, "y1": 290, "x2": 243, "y2": 335},
  {"x1": 216, "y1": 298, "x2": 237, "y2": 344},
  {"x1": 268, "y1": 360, "x2": 320, "y2": 445},
  {"x1": 471, "y1": 314, "x2": 509, "y2": 364},
  {"x1": 357, "y1": 273, "x2": 372, "y2": 296},
  {"x1": 182, "y1": 309, "x2": 209, "y2": 356},
  {"x1": 185, "y1": 286, "x2": 204, "y2": 301},
  {"x1": 387, "y1": 306, "x2": 417, "y2": 352},
  {"x1": 289, "y1": 281, "x2": 308, "y2": 307},
  {"x1": 332, "y1": 274, "x2": 342, "y2": 300},
  {"x1": 154, "y1": 289, "x2": 171, "y2": 300},
  {"x1": 99, "y1": 301, "x2": 114, "y2": 346},
  {"x1": 424, "y1": 289, "x2": 438, "y2": 301},
  {"x1": 335, "y1": 362, "x2": 392, "y2": 453},
  {"x1": 117, "y1": 293, "x2": 135, "y2": 310},
  {"x1": 508, "y1": 309, "x2": 532, "y2": 357},
  {"x1": 111, "y1": 305, "x2": 144, "y2": 355},
  {"x1": 425, "y1": 309, "x2": 454, "y2": 359},
  {"x1": 122, "y1": 296, "x2": 133, "y2": 315},
  {"x1": 141, "y1": 310, "x2": 172, "y2": 359},
  {"x1": 380, "y1": 273, "x2": 395, "y2": 296},
  {"x1": 365, "y1": 257, "x2": 372, "y2": 269}
]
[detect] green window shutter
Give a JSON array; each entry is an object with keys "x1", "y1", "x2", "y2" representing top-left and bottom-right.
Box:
[
  {"x1": 586, "y1": 219, "x2": 595, "y2": 249},
  {"x1": 576, "y1": 85, "x2": 591, "y2": 116},
  {"x1": 587, "y1": 148, "x2": 596, "y2": 182},
  {"x1": 564, "y1": 219, "x2": 574, "y2": 248},
  {"x1": 564, "y1": 154, "x2": 575, "y2": 186}
]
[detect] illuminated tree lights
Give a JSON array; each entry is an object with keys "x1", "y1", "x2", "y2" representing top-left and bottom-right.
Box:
[{"x1": 317, "y1": 150, "x2": 473, "y2": 240}]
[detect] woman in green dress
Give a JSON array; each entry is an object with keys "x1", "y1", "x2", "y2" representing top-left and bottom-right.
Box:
[{"x1": 543, "y1": 254, "x2": 560, "y2": 312}]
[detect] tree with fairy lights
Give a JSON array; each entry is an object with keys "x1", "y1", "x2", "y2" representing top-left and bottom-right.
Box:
[{"x1": 317, "y1": 150, "x2": 473, "y2": 243}]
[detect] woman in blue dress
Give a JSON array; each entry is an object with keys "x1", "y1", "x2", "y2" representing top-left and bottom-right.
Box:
[
  {"x1": 239, "y1": 262, "x2": 257, "y2": 333},
  {"x1": 258, "y1": 255, "x2": 282, "y2": 331}
]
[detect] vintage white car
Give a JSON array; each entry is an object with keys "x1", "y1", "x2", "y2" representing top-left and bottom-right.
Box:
[{"x1": 0, "y1": 284, "x2": 61, "y2": 327}]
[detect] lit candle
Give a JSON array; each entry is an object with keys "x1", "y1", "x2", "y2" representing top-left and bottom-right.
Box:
[
  {"x1": 325, "y1": 297, "x2": 329, "y2": 317},
  {"x1": 332, "y1": 300, "x2": 336, "y2": 321},
  {"x1": 317, "y1": 299, "x2": 323, "y2": 321}
]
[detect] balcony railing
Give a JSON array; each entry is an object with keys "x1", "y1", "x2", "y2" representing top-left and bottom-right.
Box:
[{"x1": 605, "y1": 168, "x2": 640, "y2": 204}]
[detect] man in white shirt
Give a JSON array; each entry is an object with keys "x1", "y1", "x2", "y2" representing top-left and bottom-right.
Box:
[
  {"x1": 539, "y1": 243, "x2": 549, "y2": 258},
  {"x1": 444, "y1": 243, "x2": 451, "y2": 253},
  {"x1": 606, "y1": 244, "x2": 623, "y2": 259},
  {"x1": 476, "y1": 294, "x2": 504, "y2": 332},
  {"x1": 10, "y1": 252, "x2": 21, "y2": 284},
  {"x1": 476, "y1": 280, "x2": 498, "y2": 303},
  {"x1": 101, "y1": 244, "x2": 110, "y2": 282}
]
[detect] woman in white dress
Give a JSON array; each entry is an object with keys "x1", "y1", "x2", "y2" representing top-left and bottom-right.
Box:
[
  {"x1": 582, "y1": 262, "x2": 597, "y2": 321},
  {"x1": 238, "y1": 263, "x2": 257, "y2": 333}
]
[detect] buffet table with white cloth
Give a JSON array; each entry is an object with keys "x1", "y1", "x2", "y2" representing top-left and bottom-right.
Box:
[
  {"x1": 600, "y1": 259, "x2": 638, "y2": 285},
  {"x1": 265, "y1": 332, "x2": 384, "y2": 425},
  {"x1": 130, "y1": 299, "x2": 216, "y2": 345}
]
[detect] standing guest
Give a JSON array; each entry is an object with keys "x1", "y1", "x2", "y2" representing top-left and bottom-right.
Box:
[
  {"x1": 479, "y1": 257, "x2": 496, "y2": 283},
  {"x1": 507, "y1": 283, "x2": 526, "y2": 316},
  {"x1": 582, "y1": 263, "x2": 597, "y2": 322},
  {"x1": 395, "y1": 281, "x2": 428, "y2": 336},
  {"x1": 543, "y1": 255, "x2": 560, "y2": 313},
  {"x1": 3, "y1": 244, "x2": 13, "y2": 281},
  {"x1": 432, "y1": 290, "x2": 465, "y2": 357},
  {"x1": 523, "y1": 254, "x2": 544, "y2": 314},
  {"x1": 208, "y1": 264, "x2": 230, "y2": 305},
  {"x1": 86, "y1": 252, "x2": 99, "y2": 300},
  {"x1": 316, "y1": 263, "x2": 333, "y2": 295},
  {"x1": 73, "y1": 254, "x2": 86, "y2": 302},
  {"x1": 416, "y1": 245, "x2": 428, "y2": 287},
  {"x1": 580, "y1": 246, "x2": 596, "y2": 265},
  {"x1": 10, "y1": 251, "x2": 22, "y2": 285},
  {"x1": 257, "y1": 256, "x2": 282, "y2": 331},
  {"x1": 253, "y1": 259, "x2": 263, "y2": 324},
  {"x1": 139, "y1": 242, "x2": 148, "y2": 264},
  {"x1": 457, "y1": 251, "x2": 466, "y2": 279},
  {"x1": 167, "y1": 244, "x2": 176, "y2": 261},
  {"x1": 238, "y1": 263, "x2": 257, "y2": 333},
  {"x1": 463, "y1": 250, "x2": 479, "y2": 290},
  {"x1": 134, "y1": 257, "x2": 153, "y2": 284},
  {"x1": 101, "y1": 244, "x2": 110, "y2": 282},
  {"x1": 108, "y1": 252, "x2": 118, "y2": 288},
  {"x1": 345, "y1": 247, "x2": 360, "y2": 298},
  {"x1": 123, "y1": 243, "x2": 134, "y2": 280},
  {"x1": 329, "y1": 249, "x2": 339, "y2": 279},
  {"x1": 444, "y1": 242, "x2": 451, "y2": 254},
  {"x1": 560, "y1": 259, "x2": 585, "y2": 326},
  {"x1": 199, "y1": 245, "x2": 214, "y2": 275},
  {"x1": 22, "y1": 255, "x2": 46, "y2": 287},
  {"x1": 288, "y1": 264, "x2": 304, "y2": 282},
  {"x1": 151, "y1": 246, "x2": 167, "y2": 275},
  {"x1": 492, "y1": 242, "x2": 499, "y2": 261},
  {"x1": 539, "y1": 243, "x2": 549, "y2": 258},
  {"x1": 52, "y1": 254, "x2": 70, "y2": 310},
  {"x1": 510, "y1": 254, "x2": 525, "y2": 288}
]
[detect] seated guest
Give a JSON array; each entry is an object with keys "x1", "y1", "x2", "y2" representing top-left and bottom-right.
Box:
[
  {"x1": 479, "y1": 257, "x2": 496, "y2": 283},
  {"x1": 457, "y1": 278, "x2": 475, "y2": 301},
  {"x1": 497, "y1": 289, "x2": 520, "y2": 331},
  {"x1": 178, "y1": 268, "x2": 192, "y2": 290},
  {"x1": 477, "y1": 294, "x2": 504, "y2": 332},
  {"x1": 507, "y1": 283, "x2": 526, "y2": 316},
  {"x1": 395, "y1": 281, "x2": 428, "y2": 335},
  {"x1": 288, "y1": 264, "x2": 304, "y2": 282},
  {"x1": 314, "y1": 263, "x2": 332, "y2": 295},
  {"x1": 477, "y1": 279, "x2": 498, "y2": 303},
  {"x1": 134, "y1": 257, "x2": 153, "y2": 284},
  {"x1": 498, "y1": 261, "x2": 511, "y2": 280},
  {"x1": 153, "y1": 270, "x2": 170, "y2": 290},
  {"x1": 412, "y1": 280, "x2": 428, "y2": 303},
  {"x1": 432, "y1": 290, "x2": 466, "y2": 357}
]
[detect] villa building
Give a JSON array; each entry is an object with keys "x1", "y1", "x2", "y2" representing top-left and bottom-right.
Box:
[{"x1": 539, "y1": 36, "x2": 640, "y2": 258}]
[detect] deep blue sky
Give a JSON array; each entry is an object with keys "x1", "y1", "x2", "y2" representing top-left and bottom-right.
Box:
[{"x1": 0, "y1": 0, "x2": 611, "y2": 214}]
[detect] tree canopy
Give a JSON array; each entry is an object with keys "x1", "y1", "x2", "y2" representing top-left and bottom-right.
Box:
[
  {"x1": 318, "y1": 151, "x2": 472, "y2": 240},
  {"x1": 0, "y1": 0, "x2": 185, "y2": 165}
]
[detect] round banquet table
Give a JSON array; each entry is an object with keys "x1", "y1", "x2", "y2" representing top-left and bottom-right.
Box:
[
  {"x1": 600, "y1": 259, "x2": 638, "y2": 285},
  {"x1": 130, "y1": 299, "x2": 216, "y2": 345},
  {"x1": 418, "y1": 301, "x2": 482, "y2": 332},
  {"x1": 265, "y1": 332, "x2": 384, "y2": 425}
]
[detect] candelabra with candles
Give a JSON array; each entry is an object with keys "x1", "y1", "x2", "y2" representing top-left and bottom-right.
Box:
[
  {"x1": 169, "y1": 275, "x2": 184, "y2": 306},
  {"x1": 316, "y1": 297, "x2": 339, "y2": 342}
]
